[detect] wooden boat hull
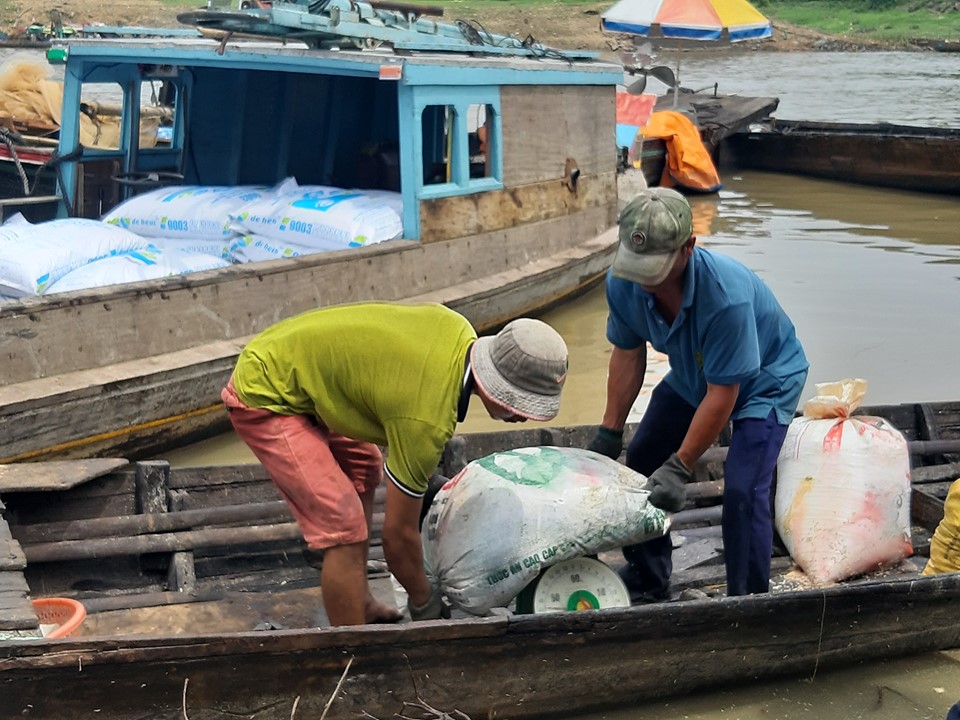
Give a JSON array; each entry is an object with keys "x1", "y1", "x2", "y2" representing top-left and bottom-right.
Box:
[
  {"x1": 720, "y1": 120, "x2": 960, "y2": 195},
  {"x1": 0, "y1": 37, "x2": 623, "y2": 464},
  {"x1": 934, "y1": 40, "x2": 960, "y2": 52},
  {"x1": 0, "y1": 227, "x2": 616, "y2": 463},
  {"x1": 1, "y1": 400, "x2": 958, "y2": 718},
  {"x1": 3, "y1": 574, "x2": 960, "y2": 720}
]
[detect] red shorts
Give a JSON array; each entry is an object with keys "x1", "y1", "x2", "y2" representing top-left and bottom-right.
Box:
[{"x1": 222, "y1": 379, "x2": 383, "y2": 549}]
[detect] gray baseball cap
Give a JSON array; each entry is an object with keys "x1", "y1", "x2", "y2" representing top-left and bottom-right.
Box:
[
  {"x1": 611, "y1": 188, "x2": 693, "y2": 286},
  {"x1": 471, "y1": 318, "x2": 568, "y2": 421}
]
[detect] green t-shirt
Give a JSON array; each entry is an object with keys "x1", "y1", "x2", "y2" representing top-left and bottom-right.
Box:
[{"x1": 233, "y1": 302, "x2": 476, "y2": 496}]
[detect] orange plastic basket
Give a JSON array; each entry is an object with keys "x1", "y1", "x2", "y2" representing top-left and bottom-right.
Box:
[{"x1": 31, "y1": 598, "x2": 87, "y2": 638}]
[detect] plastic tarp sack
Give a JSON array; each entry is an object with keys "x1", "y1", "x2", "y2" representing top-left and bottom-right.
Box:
[
  {"x1": 775, "y1": 379, "x2": 913, "y2": 585},
  {"x1": 102, "y1": 186, "x2": 267, "y2": 240},
  {"x1": 422, "y1": 446, "x2": 669, "y2": 615},
  {"x1": 923, "y1": 478, "x2": 960, "y2": 575},
  {"x1": 228, "y1": 235, "x2": 323, "y2": 264},
  {"x1": 46, "y1": 246, "x2": 230, "y2": 295},
  {"x1": 641, "y1": 110, "x2": 722, "y2": 193},
  {"x1": 232, "y1": 180, "x2": 403, "y2": 251},
  {"x1": 0, "y1": 218, "x2": 152, "y2": 296}
]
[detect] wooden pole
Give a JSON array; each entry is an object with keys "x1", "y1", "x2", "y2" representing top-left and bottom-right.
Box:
[
  {"x1": 14, "y1": 500, "x2": 292, "y2": 544},
  {"x1": 23, "y1": 523, "x2": 303, "y2": 563}
]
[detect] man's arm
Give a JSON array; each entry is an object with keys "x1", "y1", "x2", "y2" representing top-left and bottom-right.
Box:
[
  {"x1": 381, "y1": 481, "x2": 431, "y2": 607},
  {"x1": 676, "y1": 381, "x2": 739, "y2": 468},
  {"x1": 600, "y1": 344, "x2": 648, "y2": 431},
  {"x1": 644, "y1": 382, "x2": 739, "y2": 512}
]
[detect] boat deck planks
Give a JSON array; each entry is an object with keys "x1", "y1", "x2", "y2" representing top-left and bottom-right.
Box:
[{"x1": 0, "y1": 459, "x2": 129, "y2": 492}]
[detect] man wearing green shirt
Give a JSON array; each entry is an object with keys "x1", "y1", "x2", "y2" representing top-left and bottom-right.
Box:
[{"x1": 222, "y1": 302, "x2": 568, "y2": 626}]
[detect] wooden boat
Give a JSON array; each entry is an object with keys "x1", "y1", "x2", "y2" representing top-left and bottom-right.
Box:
[
  {"x1": 630, "y1": 92, "x2": 779, "y2": 188},
  {"x1": 933, "y1": 39, "x2": 960, "y2": 53},
  {"x1": 719, "y1": 119, "x2": 960, "y2": 195},
  {"x1": 1, "y1": 399, "x2": 958, "y2": 719},
  {"x1": 0, "y1": 7, "x2": 624, "y2": 463}
]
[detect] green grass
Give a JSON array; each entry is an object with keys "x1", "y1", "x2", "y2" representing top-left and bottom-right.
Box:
[{"x1": 763, "y1": 1, "x2": 960, "y2": 42}]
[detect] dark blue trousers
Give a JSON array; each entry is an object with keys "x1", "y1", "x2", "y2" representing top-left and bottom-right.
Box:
[{"x1": 622, "y1": 382, "x2": 789, "y2": 596}]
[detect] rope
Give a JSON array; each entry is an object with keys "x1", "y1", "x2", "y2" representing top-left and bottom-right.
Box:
[
  {"x1": 452, "y1": 18, "x2": 575, "y2": 63},
  {"x1": 0, "y1": 128, "x2": 31, "y2": 196}
]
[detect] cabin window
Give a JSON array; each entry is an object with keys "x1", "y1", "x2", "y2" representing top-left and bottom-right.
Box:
[
  {"x1": 137, "y1": 79, "x2": 177, "y2": 151},
  {"x1": 416, "y1": 92, "x2": 501, "y2": 198},
  {"x1": 77, "y1": 83, "x2": 126, "y2": 150},
  {"x1": 421, "y1": 104, "x2": 457, "y2": 187},
  {"x1": 73, "y1": 80, "x2": 178, "y2": 153},
  {"x1": 467, "y1": 103, "x2": 496, "y2": 180}
]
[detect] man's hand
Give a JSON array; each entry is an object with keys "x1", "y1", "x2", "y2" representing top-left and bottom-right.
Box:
[
  {"x1": 645, "y1": 453, "x2": 690, "y2": 512},
  {"x1": 407, "y1": 586, "x2": 450, "y2": 621},
  {"x1": 587, "y1": 426, "x2": 623, "y2": 459}
]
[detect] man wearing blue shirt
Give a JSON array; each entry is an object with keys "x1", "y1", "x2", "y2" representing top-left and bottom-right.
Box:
[{"x1": 588, "y1": 188, "x2": 808, "y2": 598}]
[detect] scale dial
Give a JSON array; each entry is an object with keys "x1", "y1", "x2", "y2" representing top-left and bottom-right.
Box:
[{"x1": 530, "y1": 557, "x2": 631, "y2": 614}]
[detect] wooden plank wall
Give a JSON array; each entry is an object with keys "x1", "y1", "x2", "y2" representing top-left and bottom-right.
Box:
[
  {"x1": 418, "y1": 83, "x2": 618, "y2": 248},
  {"x1": 501, "y1": 85, "x2": 616, "y2": 185},
  {"x1": 418, "y1": 173, "x2": 616, "y2": 244}
]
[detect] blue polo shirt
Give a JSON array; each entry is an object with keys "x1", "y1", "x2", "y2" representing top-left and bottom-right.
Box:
[{"x1": 606, "y1": 247, "x2": 808, "y2": 424}]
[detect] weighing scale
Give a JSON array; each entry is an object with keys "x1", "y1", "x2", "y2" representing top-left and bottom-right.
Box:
[{"x1": 514, "y1": 556, "x2": 631, "y2": 614}]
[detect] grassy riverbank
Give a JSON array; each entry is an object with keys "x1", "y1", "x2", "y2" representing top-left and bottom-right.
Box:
[
  {"x1": 763, "y1": 0, "x2": 959, "y2": 44},
  {"x1": 0, "y1": 0, "x2": 956, "y2": 49}
]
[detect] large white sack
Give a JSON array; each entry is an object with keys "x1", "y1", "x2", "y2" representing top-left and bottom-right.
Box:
[
  {"x1": 231, "y1": 184, "x2": 403, "y2": 250},
  {"x1": 775, "y1": 380, "x2": 913, "y2": 585},
  {"x1": 102, "y1": 186, "x2": 267, "y2": 240},
  {"x1": 0, "y1": 218, "x2": 152, "y2": 296},
  {"x1": 227, "y1": 235, "x2": 324, "y2": 264},
  {"x1": 46, "y1": 247, "x2": 230, "y2": 294},
  {"x1": 422, "y1": 446, "x2": 669, "y2": 615},
  {"x1": 151, "y1": 237, "x2": 232, "y2": 261}
]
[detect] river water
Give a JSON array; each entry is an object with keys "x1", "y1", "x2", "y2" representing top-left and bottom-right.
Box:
[{"x1": 14, "y1": 45, "x2": 956, "y2": 716}]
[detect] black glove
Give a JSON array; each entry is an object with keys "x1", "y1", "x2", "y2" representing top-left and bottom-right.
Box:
[
  {"x1": 407, "y1": 586, "x2": 450, "y2": 621},
  {"x1": 587, "y1": 426, "x2": 623, "y2": 459},
  {"x1": 645, "y1": 453, "x2": 690, "y2": 512}
]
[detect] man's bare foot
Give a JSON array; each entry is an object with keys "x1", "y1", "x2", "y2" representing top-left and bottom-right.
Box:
[{"x1": 365, "y1": 596, "x2": 403, "y2": 624}]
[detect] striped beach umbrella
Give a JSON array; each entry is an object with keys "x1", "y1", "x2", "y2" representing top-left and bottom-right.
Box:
[{"x1": 602, "y1": 0, "x2": 772, "y2": 43}]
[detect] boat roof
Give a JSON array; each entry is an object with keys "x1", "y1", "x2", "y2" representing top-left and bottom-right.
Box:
[{"x1": 50, "y1": 37, "x2": 624, "y2": 86}]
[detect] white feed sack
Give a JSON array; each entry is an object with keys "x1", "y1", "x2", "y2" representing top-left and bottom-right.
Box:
[
  {"x1": 231, "y1": 184, "x2": 403, "y2": 250},
  {"x1": 102, "y1": 186, "x2": 267, "y2": 240},
  {"x1": 422, "y1": 446, "x2": 669, "y2": 615},
  {"x1": 775, "y1": 379, "x2": 913, "y2": 585},
  {"x1": 228, "y1": 235, "x2": 323, "y2": 264},
  {"x1": 45, "y1": 247, "x2": 231, "y2": 295},
  {"x1": 0, "y1": 218, "x2": 152, "y2": 296}
]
